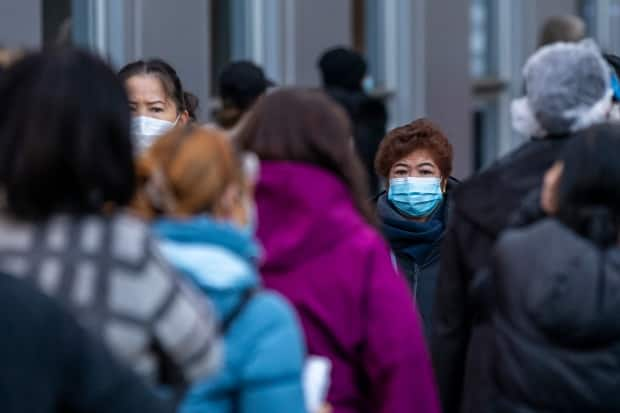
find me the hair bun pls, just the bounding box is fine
[183,92,199,121]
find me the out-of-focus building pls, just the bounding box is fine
[0,0,614,178]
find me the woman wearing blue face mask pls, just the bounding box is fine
[374,118,456,338]
[119,59,198,153]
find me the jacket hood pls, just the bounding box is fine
[454,136,569,237]
[153,216,260,293]
[255,161,368,274]
[498,219,620,344]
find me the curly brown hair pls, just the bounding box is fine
[375,118,453,179]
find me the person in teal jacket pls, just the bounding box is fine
[135,125,307,413]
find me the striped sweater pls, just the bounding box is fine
[0,212,220,389]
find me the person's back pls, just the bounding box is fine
[481,125,620,412]
[155,217,306,413]
[135,126,307,413]
[0,212,217,386]
[0,272,175,413]
[432,39,614,413]
[238,88,440,413]
[489,220,620,412]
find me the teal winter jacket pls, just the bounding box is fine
[153,216,307,413]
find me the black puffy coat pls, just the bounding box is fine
[432,135,571,413]
[0,272,174,413]
[483,219,620,412]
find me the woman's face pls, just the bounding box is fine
[125,74,187,124]
[389,148,444,187]
[541,161,564,215]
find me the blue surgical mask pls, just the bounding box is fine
[388,177,443,217]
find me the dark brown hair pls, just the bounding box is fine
[375,118,453,180]
[236,87,375,224]
[539,15,586,47]
[0,48,135,219]
[119,58,199,121]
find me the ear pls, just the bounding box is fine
[541,162,564,215]
[178,110,190,125]
[441,177,448,193]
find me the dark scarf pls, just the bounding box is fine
[377,193,445,265]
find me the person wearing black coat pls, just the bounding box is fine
[0,272,175,413]
[472,124,620,412]
[432,39,615,413]
[319,47,388,194]
[374,118,455,338]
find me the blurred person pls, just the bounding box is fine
[0,272,175,413]
[214,60,273,131]
[0,49,219,393]
[318,47,387,195]
[237,88,440,413]
[539,15,586,47]
[119,58,198,153]
[473,124,620,412]
[134,125,307,413]
[374,119,456,339]
[432,39,614,413]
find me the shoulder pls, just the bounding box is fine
[243,291,302,334]
[496,219,569,254]
[493,219,586,282]
[453,139,554,202]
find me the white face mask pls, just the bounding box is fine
[609,103,620,122]
[131,115,179,153]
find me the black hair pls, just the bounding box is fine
[556,123,620,247]
[318,47,367,91]
[215,61,272,129]
[0,48,136,220]
[118,58,199,121]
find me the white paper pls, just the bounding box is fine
[303,356,332,413]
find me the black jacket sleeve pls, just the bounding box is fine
[58,310,176,413]
[431,208,473,413]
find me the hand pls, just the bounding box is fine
[317,404,332,413]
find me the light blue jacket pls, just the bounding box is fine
[153,216,307,413]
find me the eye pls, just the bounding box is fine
[420,170,434,176]
[394,169,408,177]
[150,107,164,113]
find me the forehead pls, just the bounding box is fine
[395,148,438,167]
[125,74,168,101]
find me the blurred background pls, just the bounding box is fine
[0,0,615,178]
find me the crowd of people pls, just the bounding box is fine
[2,13,620,413]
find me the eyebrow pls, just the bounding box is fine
[128,100,166,105]
[394,162,410,168]
[417,162,436,168]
